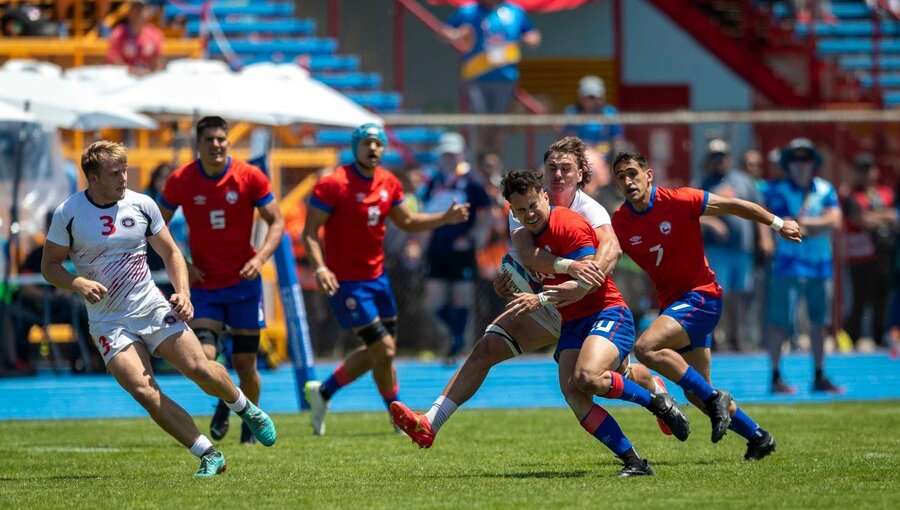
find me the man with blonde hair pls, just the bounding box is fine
[42,140,276,478]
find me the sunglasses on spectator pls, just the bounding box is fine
[791,155,813,163]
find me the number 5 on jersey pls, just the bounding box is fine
[210,210,226,230]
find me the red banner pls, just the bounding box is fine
[429,0,595,13]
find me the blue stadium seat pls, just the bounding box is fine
[313,73,382,90]
[318,128,444,146]
[818,38,900,54]
[857,73,900,87]
[238,54,361,72]
[209,39,338,56]
[346,92,403,112]
[165,2,294,19]
[795,20,900,37]
[185,19,317,37]
[773,2,871,19]
[883,90,900,105]
[840,55,900,70]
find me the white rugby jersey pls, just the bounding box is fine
[47,189,167,322]
[507,189,611,260]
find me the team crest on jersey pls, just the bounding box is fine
[120,216,136,228]
[225,190,239,205]
[630,235,642,245]
[659,221,672,235]
[193,195,206,205]
[345,297,358,310]
[379,189,389,202]
[356,192,366,203]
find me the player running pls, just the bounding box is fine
[42,141,276,478]
[159,116,286,445]
[389,138,686,453]
[302,123,470,435]
[610,151,801,460]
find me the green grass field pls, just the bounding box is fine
[1,402,898,509]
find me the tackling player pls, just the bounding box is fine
[302,123,470,435]
[159,116,285,445]
[42,141,276,478]
[610,151,801,460]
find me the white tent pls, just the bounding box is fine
[0,102,36,123]
[64,65,137,94]
[0,62,158,130]
[109,59,381,127]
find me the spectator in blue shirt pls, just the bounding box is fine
[563,76,624,156]
[444,1,540,152]
[764,138,843,394]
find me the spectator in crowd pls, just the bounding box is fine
[764,138,843,394]
[10,212,96,374]
[106,0,164,76]
[741,149,767,191]
[443,0,540,151]
[562,76,624,167]
[841,153,897,348]
[697,139,768,351]
[421,133,494,363]
[1,3,59,36]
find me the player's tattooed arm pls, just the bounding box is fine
[703,192,802,243]
[41,240,108,304]
[302,205,339,296]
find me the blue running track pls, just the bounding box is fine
[1,353,898,421]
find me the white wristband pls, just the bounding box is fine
[553,257,573,274]
[315,267,330,275]
[575,279,592,290]
[538,292,551,307]
[769,215,784,232]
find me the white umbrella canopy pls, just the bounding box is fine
[64,65,137,94]
[0,101,36,123]
[240,62,382,128]
[109,59,280,125]
[0,60,158,130]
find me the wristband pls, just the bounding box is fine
[315,267,330,275]
[538,292,551,307]
[552,257,573,274]
[575,279,592,290]
[769,215,784,232]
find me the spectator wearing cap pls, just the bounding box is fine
[562,76,624,157]
[420,133,494,363]
[841,153,897,348]
[696,139,768,351]
[764,138,843,394]
[106,0,164,76]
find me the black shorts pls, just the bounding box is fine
[427,250,477,281]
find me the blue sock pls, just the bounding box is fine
[729,407,763,440]
[602,371,652,407]
[580,405,633,456]
[676,366,715,401]
[320,364,351,400]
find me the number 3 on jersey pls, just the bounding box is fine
[210,210,226,230]
[99,215,116,235]
[650,244,664,267]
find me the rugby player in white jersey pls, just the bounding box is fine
[391,137,671,448]
[41,141,277,477]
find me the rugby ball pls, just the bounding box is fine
[500,253,543,294]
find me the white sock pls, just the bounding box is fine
[424,396,458,433]
[189,435,214,458]
[225,389,249,414]
[652,378,664,395]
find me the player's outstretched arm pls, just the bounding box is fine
[239,201,286,280]
[387,200,470,233]
[149,226,194,321]
[703,192,802,243]
[41,240,107,304]
[510,229,605,287]
[302,205,339,296]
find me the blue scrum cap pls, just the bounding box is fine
[351,123,387,149]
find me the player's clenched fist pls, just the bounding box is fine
[779,219,803,243]
[169,293,194,322]
[73,278,107,304]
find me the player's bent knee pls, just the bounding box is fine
[356,321,390,346]
[130,383,162,410]
[483,324,524,358]
[194,328,221,357]
[573,368,609,394]
[382,319,397,339]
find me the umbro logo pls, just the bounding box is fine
[193,195,206,205]
[630,235,642,245]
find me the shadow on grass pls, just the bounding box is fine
[439,469,590,480]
